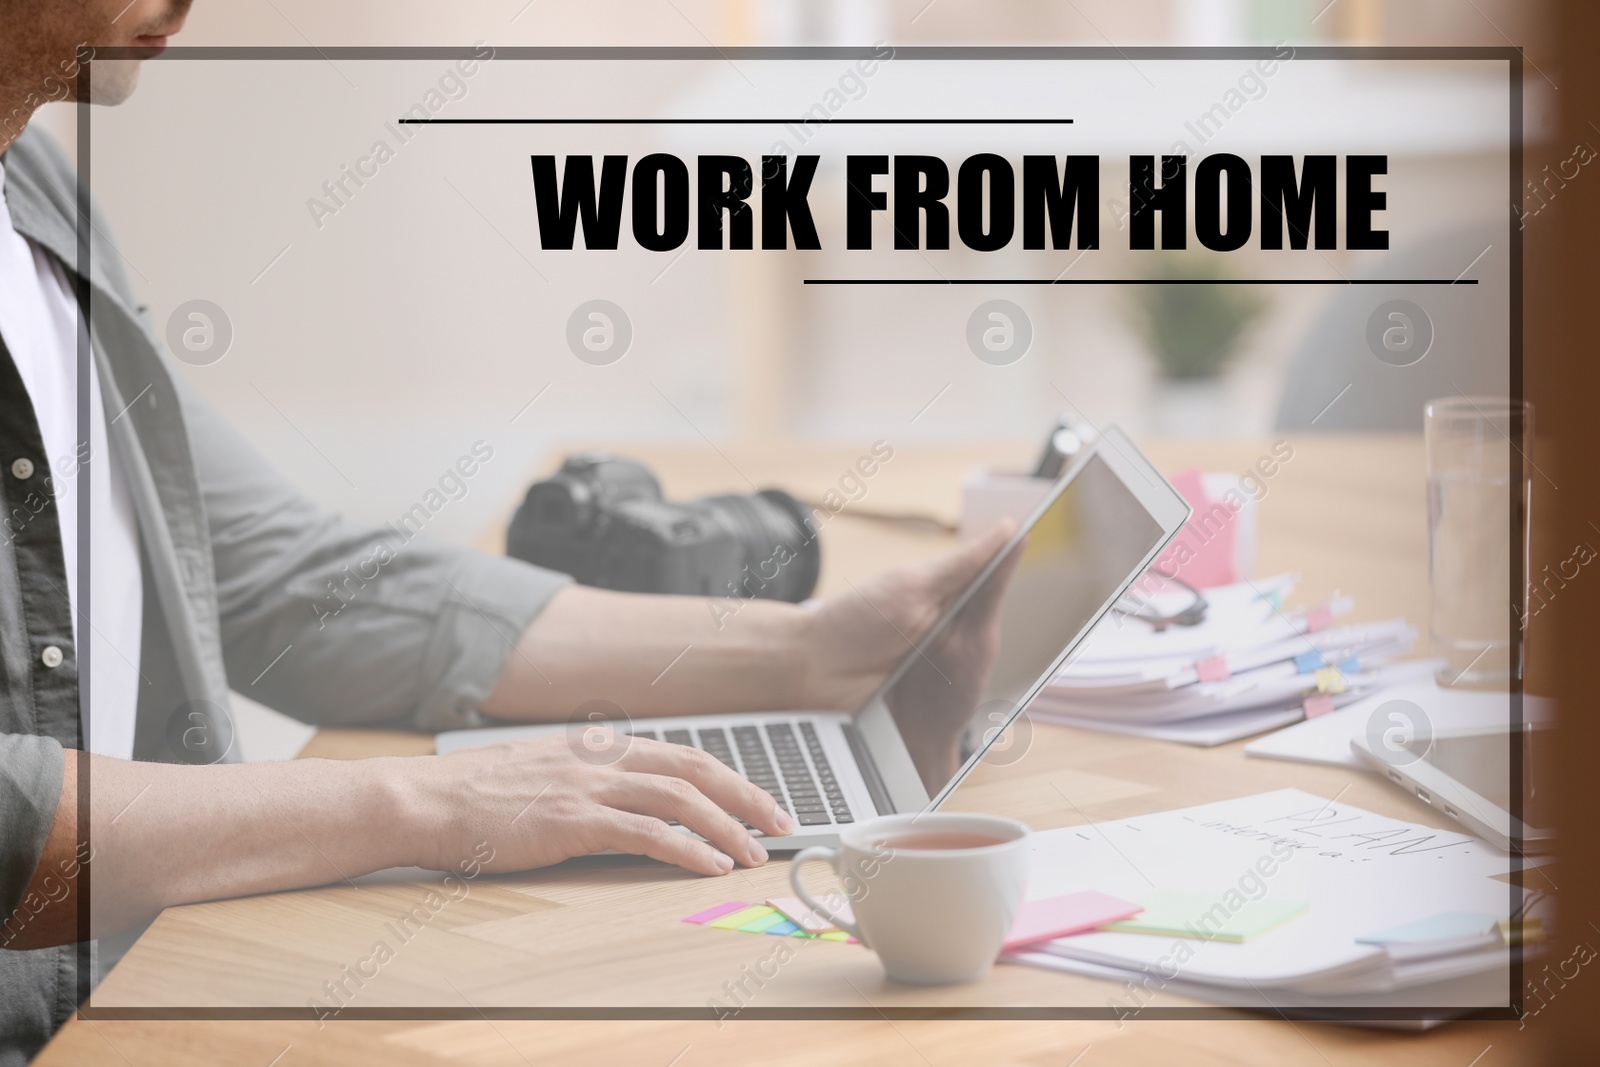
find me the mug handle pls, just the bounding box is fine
[789,846,866,944]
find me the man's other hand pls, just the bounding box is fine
[800,523,1017,715]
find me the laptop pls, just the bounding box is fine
[436,427,1191,850]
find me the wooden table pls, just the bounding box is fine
[43,436,1547,1065]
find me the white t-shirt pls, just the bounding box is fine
[0,160,143,759]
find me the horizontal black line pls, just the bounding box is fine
[803,278,1480,285]
[99,45,1521,61]
[77,1005,1513,1021]
[396,117,1074,125]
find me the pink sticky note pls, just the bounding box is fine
[1304,605,1335,632]
[1002,891,1144,952]
[682,901,750,925]
[1149,468,1239,590]
[1196,655,1231,683]
[1303,693,1336,719]
[767,895,854,933]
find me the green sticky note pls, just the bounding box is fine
[737,911,791,934]
[1099,889,1308,944]
[709,906,774,930]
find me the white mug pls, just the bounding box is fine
[789,812,1030,984]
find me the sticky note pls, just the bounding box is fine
[1099,889,1309,943]
[1313,667,1346,694]
[682,901,750,925]
[768,895,854,933]
[684,903,854,941]
[1303,693,1336,719]
[1357,912,1499,946]
[1337,655,1360,674]
[1304,605,1334,632]
[1196,656,1231,683]
[709,905,774,930]
[1292,650,1324,673]
[1002,891,1144,951]
[737,911,791,934]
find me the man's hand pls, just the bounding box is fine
[799,523,1017,714]
[410,735,796,878]
[882,531,1024,791]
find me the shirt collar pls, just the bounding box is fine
[2,134,137,320]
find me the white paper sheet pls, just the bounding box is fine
[1012,789,1520,999]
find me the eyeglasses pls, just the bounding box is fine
[1112,575,1209,631]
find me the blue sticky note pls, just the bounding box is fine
[765,920,800,936]
[1337,655,1360,673]
[1293,650,1324,673]
[1357,912,1499,946]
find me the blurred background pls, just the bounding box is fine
[31,0,1543,549]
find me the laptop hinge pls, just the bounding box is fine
[842,721,895,817]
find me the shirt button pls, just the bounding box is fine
[41,646,64,669]
[10,458,34,479]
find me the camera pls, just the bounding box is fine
[506,453,821,602]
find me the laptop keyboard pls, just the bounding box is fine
[626,721,853,827]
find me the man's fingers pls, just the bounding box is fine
[607,772,768,868]
[619,739,795,838]
[923,520,1017,601]
[963,533,1026,618]
[603,812,737,876]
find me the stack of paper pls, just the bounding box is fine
[1004,789,1531,1009]
[1029,575,1441,745]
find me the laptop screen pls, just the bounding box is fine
[871,447,1176,803]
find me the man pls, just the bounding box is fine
[0,3,1010,1062]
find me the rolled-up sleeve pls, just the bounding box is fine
[174,376,571,731]
[0,734,63,920]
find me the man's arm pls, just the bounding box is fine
[2,735,794,952]
[481,525,1014,724]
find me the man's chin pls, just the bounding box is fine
[80,62,142,106]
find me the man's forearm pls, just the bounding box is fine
[4,751,423,949]
[480,584,819,722]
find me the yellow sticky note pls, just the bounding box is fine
[1314,667,1346,694]
[709,906,774,930]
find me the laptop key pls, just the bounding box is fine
[663,729,694,746]
[797,811,832,826]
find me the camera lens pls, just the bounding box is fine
[691,489,821,603]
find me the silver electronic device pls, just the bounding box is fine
[437,427,1191,851]
[1352,719,1556,854]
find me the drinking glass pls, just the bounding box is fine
[1424,397,1532,685]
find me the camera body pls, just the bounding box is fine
[506,453,821,602]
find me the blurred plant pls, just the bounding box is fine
[1125,260,1266,380]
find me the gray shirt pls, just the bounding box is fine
[0,127,570,1065]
